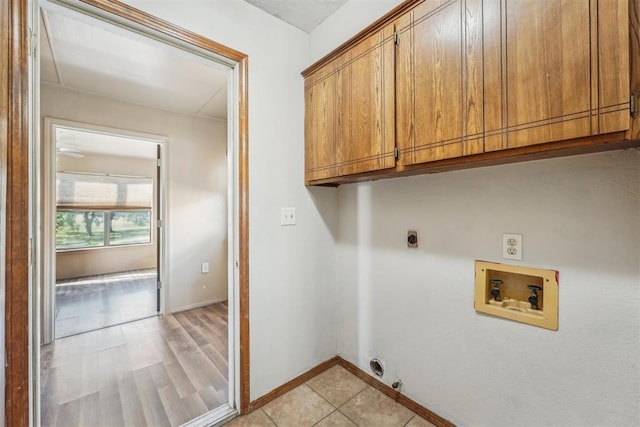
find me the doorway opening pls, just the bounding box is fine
[30,2,249,424]
[44,121,164,340]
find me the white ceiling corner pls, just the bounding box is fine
[39,9,229,121]
[244,0,349,33]
[39,1,348,124]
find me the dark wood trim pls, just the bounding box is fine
[3,0,251,422]
[336,357,455,427]
[248,356,340,412]
[236,54,251,414]
[2,0,30,425]
[308,132,640,186]
[302,0,423,77]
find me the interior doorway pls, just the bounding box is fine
[44,121,164,340]
[2,0,250,423]
[31,1,248,425]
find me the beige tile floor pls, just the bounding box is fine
[226,365,437,427]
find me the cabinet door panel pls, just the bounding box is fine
[413,0,464,163]
[504,0,592,149]
[482,0,504,152]
[397,0,483,166]
[464,0,485,155]
[599,0,630,134]
[342,31,395,176]
[305,67,337,182]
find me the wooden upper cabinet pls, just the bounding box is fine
[484,0,630,151]
[304,28,395,184]
[396,0,484,166]
[303,0,636,186]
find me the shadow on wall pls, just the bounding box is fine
[334,150,640,425]
[307,186,340,239]
[335,150,640,276]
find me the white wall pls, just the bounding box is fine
[335,151,640,426]
[313,2,640,426]
[121,0,339,401]
[41,84,228,311]
[55,153,157,280]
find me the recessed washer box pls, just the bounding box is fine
[474,260,559,330]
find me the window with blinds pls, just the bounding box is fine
[55,172,153,251]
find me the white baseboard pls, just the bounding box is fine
[170,297,227,314]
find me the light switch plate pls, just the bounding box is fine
[201,262,209,274]
[280,207,296,226]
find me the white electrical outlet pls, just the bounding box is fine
[502,234,523,260]
[280,207,296,226]
[201,262,209,274]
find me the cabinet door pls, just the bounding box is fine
[484,0,629,151]
[598,0,630,134]
[339,29,396,176]
[304,62,338,183]
[396,0,484,166]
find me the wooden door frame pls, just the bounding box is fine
[1,0,251,424]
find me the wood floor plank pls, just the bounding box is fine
[133,365,172,427]
[127,336,162,371]
[201,343,229,380]
[79,391,101,427]
[55,397,81,427]
[118,370,148,427]
[163,361,197,399]
[158,384,209,427]
[198,385,228,411]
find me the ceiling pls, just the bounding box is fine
[244,0,348,32]
[40,9,229,121]
[41,1,344,158]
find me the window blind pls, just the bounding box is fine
[56,172,153,210]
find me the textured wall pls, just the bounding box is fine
[335,150,640,426]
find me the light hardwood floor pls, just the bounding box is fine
[41,302,229,427]
[55,269,158,338]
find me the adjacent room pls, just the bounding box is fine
[38,6,233,426]
[53,126,159,338]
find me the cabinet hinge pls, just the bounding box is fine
[631,94,638,118]
[157,280,162,289]
[157,219,163,228]
[394,146,400,160]
[393,31,399,45]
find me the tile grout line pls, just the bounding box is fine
[300,382,340,426]
[331,385,373,427]
[403,414,417,426]
[260,407,279,426]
